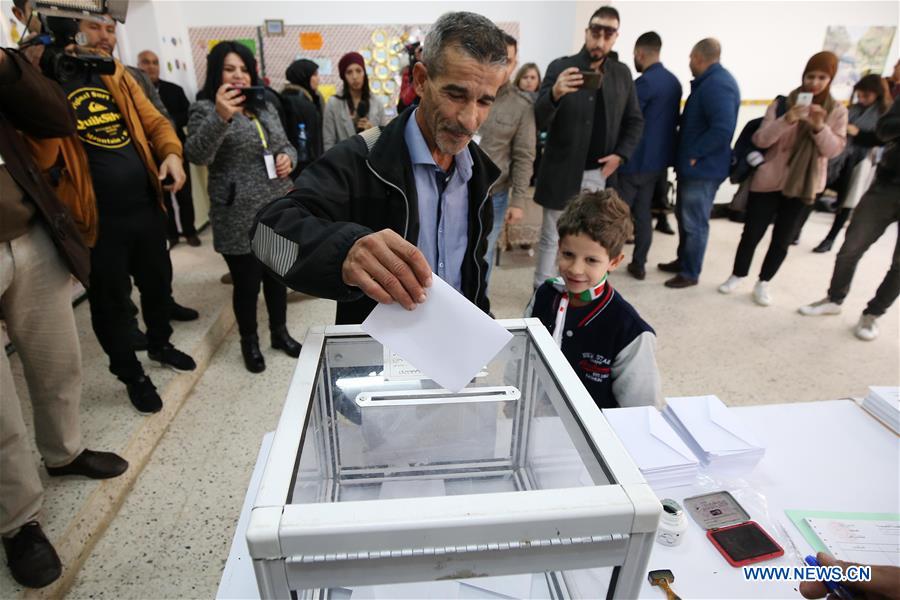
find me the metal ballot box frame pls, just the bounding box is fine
[247,319,660,599]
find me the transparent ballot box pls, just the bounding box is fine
[247,319,660,599]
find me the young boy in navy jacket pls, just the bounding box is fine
[528,190,662,409]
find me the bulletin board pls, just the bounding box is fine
[189,22,519,117]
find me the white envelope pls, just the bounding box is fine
[603,406,699,469]
[361,274,513,393]
[665,395,763,453]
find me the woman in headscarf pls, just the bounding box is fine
[323,51,387,150]
[281,58,325,175]
[718,51,847,306]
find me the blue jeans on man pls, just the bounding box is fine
[484,190,509,290]
[674,178,720,281]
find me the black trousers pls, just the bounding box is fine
[828,180,900,316]
[222,253,287,339]
[616,171,664,267]
[162,158,196,238]
[88,204,173,382]
[732,191,806,281]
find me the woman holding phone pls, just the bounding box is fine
[323,52,387,150]
[718,52,847,306]
[185,41,300,373]
[811,74,892,253]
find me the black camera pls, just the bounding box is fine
[21,1,128,82]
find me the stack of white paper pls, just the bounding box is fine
[662,395,765,474]
[603,406,700,488]
[861,386,900,434]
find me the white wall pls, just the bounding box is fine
[574,1,899,101]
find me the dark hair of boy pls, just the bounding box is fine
[557,189,633,258]
[635,31,662,52]
[590,5,620,24]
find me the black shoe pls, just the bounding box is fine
[664,274,699,288]
[148,344,196,372]
[170,302,199,322]
[125,375,162,413]
[271,326,302,358]
[168,236,180,249]
[655,218,675,235]
[2,522,61,589]
[220,273,233,285]
[46,449,128,479]
[627,263,646,280]
[657,259,682,273]
[241,336,266,373]
[130,328,148,352]
[813,238,834,253]
[185,234,201,247]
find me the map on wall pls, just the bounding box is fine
[823,25,896,99]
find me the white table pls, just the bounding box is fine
[217,400,900,599]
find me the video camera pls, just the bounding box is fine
[20,0,128,82]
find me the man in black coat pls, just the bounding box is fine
[138,49,199,246]
[252,12,508,325]
[532,5,644,287]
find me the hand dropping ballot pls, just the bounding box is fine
[361,274,513,393]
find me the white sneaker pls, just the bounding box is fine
[718,275,745,294]
[752,280,772,306]
[798,298,843,316]
[854,314,879,341]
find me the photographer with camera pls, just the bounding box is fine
[184,41,300,374]
[0,45,128,590]
[52,13,197,412]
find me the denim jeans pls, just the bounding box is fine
[484,189,509,289]
[675,177,720,280]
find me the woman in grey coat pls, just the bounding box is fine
[185,41,300,373]
[323,52,387,150]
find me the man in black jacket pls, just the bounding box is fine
[252,12,507,324]
[137,49,199,246]
[532,5,644,287]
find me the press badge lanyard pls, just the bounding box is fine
[549,274,607,347]
[251,116,278,179]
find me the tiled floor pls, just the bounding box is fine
[4,207,898,599]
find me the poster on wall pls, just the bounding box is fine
[189,22,517,118]
[823,25,896,100]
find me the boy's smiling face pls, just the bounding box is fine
[558,233,624,296]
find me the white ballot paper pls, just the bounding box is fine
[361,274,513,393]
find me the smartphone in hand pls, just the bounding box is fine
[796,92,813,107]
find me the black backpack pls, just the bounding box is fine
[729,95,787,184]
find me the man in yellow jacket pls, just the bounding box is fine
[58,16,196,413]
